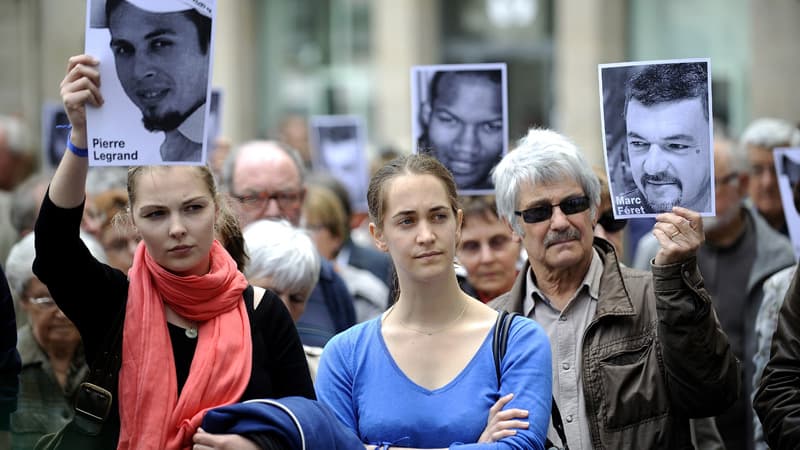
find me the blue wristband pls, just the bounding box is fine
[67,133,88,158]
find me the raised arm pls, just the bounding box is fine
[51,54,103,208]
[33,55,127,356]
[651,206,740,416]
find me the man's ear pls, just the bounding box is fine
[503,218,522,241]
[369,222,388,252]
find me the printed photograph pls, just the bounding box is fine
[41,102,71,169]
[774,147,800,260]
[410,63,508,195]
[85,0,216,166]
[598,58,715,218]
[309,115,370,213]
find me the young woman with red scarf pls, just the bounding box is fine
[32,54,314,450]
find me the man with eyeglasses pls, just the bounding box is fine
[489,128,739,449]
[739,117,800,236]
[222,140,356,347]
[633,136,794,450]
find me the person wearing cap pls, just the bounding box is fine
[105,0,212,162]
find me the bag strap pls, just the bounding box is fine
[492,310,569,450]
[549,399,568,450]
[492,310,516,386]
[72,302,126,436]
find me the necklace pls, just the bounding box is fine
[185,326,198,339]
[391,301,468,336]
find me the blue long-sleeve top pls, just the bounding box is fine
[315,314,552,449]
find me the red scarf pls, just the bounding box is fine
[118,240,251,450]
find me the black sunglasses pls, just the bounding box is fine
[598,210,628,232]
[514,196,591,223]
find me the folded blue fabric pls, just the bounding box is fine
[202,397,363,450]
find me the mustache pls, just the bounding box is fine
[543,228,581,247]
[641,173,682,187]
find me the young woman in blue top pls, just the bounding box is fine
[315,154,552,449]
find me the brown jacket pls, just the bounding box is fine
[490,238,740,449]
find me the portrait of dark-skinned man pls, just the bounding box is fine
[105,0,212,162]
[621,62,712,214]
[417,69,504,192]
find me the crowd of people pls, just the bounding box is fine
[0,31,799,450]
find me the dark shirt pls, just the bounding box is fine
[698,214,757,450]
[32,191,315,445]
[297,259,356,347]
[0,264,20,431]
[11,327,88,450]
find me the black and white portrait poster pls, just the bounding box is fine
[774,147,800,261]
[85,0,216,166]
[309,115,370,213]
[410,63,508,195]
[598,58,715,219]
[41,101,71,169]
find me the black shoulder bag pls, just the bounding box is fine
[493,310,568,450]
[34,306,125,450]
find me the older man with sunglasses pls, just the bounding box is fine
[489,128,739,449]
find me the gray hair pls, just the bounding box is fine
[220,140,307,193]
[86,166,129,197]
[737,118,800,169]
[715,136,748,174]
[243,219,320,300]
[5,231,107,300]
[0,115,32,156]
[492,128,601,236]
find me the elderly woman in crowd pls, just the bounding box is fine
[456,195,522,303]
[242,219,323,379]
[5,232,105,450]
